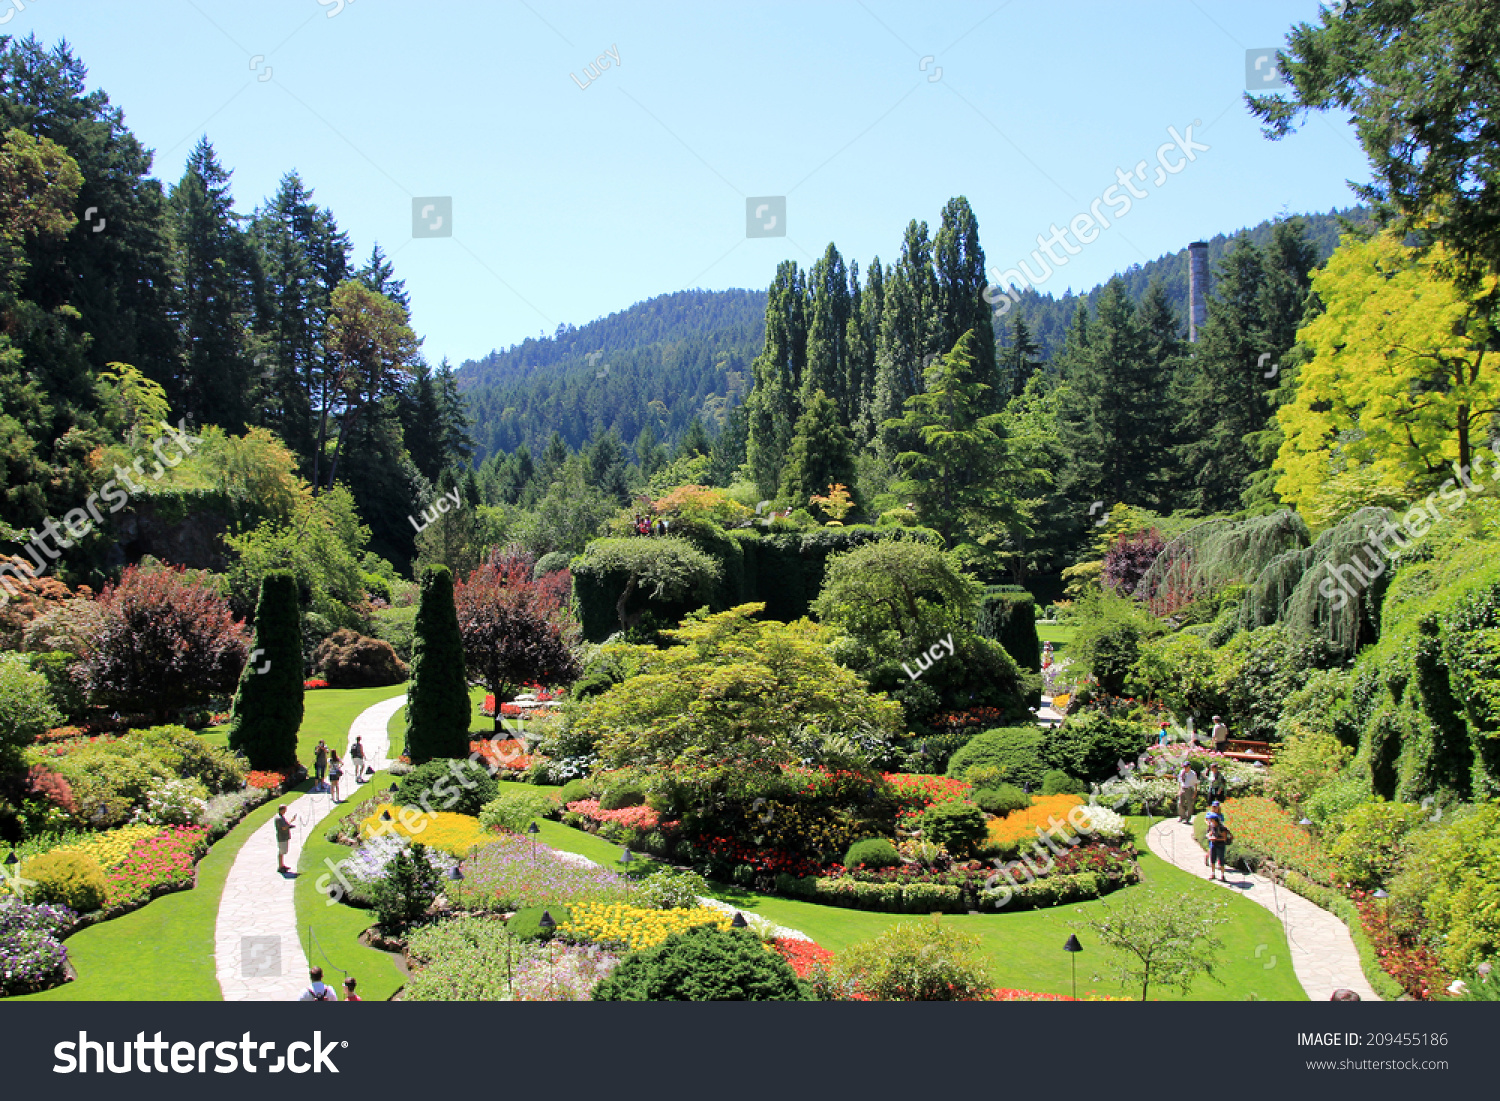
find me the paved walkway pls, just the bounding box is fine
[214,694,405,1001]
[1146,817,1380,1002]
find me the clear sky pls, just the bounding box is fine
[15,0,1367,366]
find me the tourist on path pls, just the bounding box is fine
[299,967,338,1001]
[274,805,296,874]
[350,737,366,783]
[1157,720,1172,747]
[328,751,344,802]
[314,740,329,792]
[1211,715,1230,754]
[1204,762,1227,805]
[343,976,362,1002]
[1204,801,1231,881]
[1176,762,1199,824]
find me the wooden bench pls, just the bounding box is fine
[1220,738,1273,764]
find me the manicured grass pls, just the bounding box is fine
[535,815,1305,1002]
[1036,622,1076,654]
[17,685,409,1001]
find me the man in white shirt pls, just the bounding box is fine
[1176,763,1199,824]
[1211,715,1230,753]
[298,966,338,1001]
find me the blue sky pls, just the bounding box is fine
[17,0,1367,366]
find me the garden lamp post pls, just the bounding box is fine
[1372,889,1389,901]
[1064,934,1083,1000]
[731,911,748,929]
[619,845,634,871]
[527,821,539,864]
[539,910,557,998]
[3,850,16,891]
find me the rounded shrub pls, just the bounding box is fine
[592,925,807,1001]
[557,779,593,806]
[599,784,646,811]
[921,802,988,856]
[844,838,902,871]
[1040,770,1087,796]
[945,727,1049,789]
[478,788,560,833]
[973,784,1032,816]
[507,904,572,943]
[833,919,992,1001]
[392,758,498,817]
[25,850,108,913]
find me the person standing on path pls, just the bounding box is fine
[342,976,362,1002]
[1211,715,1229,754]
[328,751,344,802]
[299,967,338,1001]
[314,740,329,792]
[1204,801,1231,881]
[274,806,296,874]
[1204,762,1227,805]
[1176,762,1199,823]
[350,737,366,783]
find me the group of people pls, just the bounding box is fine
[299,966,361,1002]
[312,736,369,801]
[632,514,671,536]
[1164,715,1235,882]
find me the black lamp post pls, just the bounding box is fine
[527,821,540,864]
[447,864,464,882]
[730,911,748,929]
[1372,889,1389,900]
[1063,934,1083,1000]
[619,846,634,871]
[539,910,557,998]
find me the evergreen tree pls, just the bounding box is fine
[745,261,807,494]
[405,565,472,763]
[358,242,409,310]
[168,136,256,431]
[434,358,474,468]
[873,220,938,461]
[886,330,1014,550]
[537,431,570,488]
[847,256,882,442]
[933,197,997,403]
[675,415,712,460]
[401,359,447,482]
[801,243,853,417]
[585,427,633,504]
[635,422,668,479]
[780,389,856,509]
[227,570,304,770]
[706,403,749,486]
[998,315,1042,400]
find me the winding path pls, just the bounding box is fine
[213,695,405,1001]
[1146,816,1380,1001]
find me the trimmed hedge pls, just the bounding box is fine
[773,866,1134,914]
[977,586,1041,672]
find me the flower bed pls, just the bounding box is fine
[771,936,834,979]
[986,795,1086,849]
[882,772,972,817]
[564,798,660,831]
[358,805,495,857]
[403,914,617,1001]
[446,837,637,912]
[103,826,209,908]
[560,901,732,953]
[1202,796,1334,883]
[304,678,329,690]
[1349,888,1451,1000]
[470,738,532,773]
[246,770,290,792]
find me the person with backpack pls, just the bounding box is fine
[1175,761,1199,824]
[299,966,338,1001]
[349,737,366,783]
[1204,763,1228,805]
[328,751,344,802]
[274,805,296,874]
[1204,801,1232,881]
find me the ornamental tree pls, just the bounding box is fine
[1075,892,1228,1001]
[228,570,304,770]
[1101,528,1166,599]
[455,547,581,733]
[79,565,249,722]
[405,565,472,763]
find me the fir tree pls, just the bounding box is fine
[405,565,472,763]
[780,389,856,509]
[227,570,304,770]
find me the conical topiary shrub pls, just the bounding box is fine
[406,565,472,763]
[228,570,304,770]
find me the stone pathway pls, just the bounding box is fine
[214,694,406,1001]
[1146,817,1380,1001]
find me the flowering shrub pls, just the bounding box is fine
[988,987,1129,1001]
[104,826,208,907]
[561,901,732,953]
[246,770,288,792]
[1073,803,1128,842]
[37,825,158,873]
[358,805,494,857]
[207,713,231,727]
[564,799,661,832]
[131,777,209,826]
[0,900,77,938]
[303,679,329,690]
[37,726,87,743]
[470,738,532,772]
[772,937,834,978]
[1351,888,1450,1000]
[204,788,269,840]
[404,912,619,1001]
[634,866,708,909]
[986,795,1086,848]
[882,772,972,816]
[335,834,458,907]
[446,836,636,912]
[0,929,68,996]
[1215,797,1334,883]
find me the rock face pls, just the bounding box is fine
[107,504,231,572]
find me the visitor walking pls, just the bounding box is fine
[350,737,366,783]
[1204,801,1231,881]
[1204,763,1227,805]
[1176,762,1199,824]
[314,740,329,792]
[274,806,296,874]
[328,751,344,802]
[342,976,362,1002]
[1157,720,1172,747]
[1211,715,1230,754]
[299,966,338,1001]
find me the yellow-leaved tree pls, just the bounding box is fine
[1275,230,1500,527]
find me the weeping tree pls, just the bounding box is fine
[1134,511,1311,615]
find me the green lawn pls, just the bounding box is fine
[19,685,408,1001]
[1036,622,1076,655]
[534,815,1306,1002]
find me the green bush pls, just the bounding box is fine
[920,802,987,856]
[843,838,901,871]
[557,779,593,806]
[598,783,646,811]
[312,629,408,688]
[392,759,499,818]
[592,926,807,1001]
[634,866,708,909]
[973,784,1032,816]
[0,653,62,769]
[372,843,440,932]
[1304,771,1371,832]
[507,904,572,943]
[478,789,560,833]
[1043,712,1150,784]
[50,744,171,827]
[833,920,991,1000]
[533,551,571,577]
[945,727,1049,789]
[371,604,418,664]
[1326,800,1428,890]
[1409,802,1500,974]
[1071,589,1162,695]
[31,652,87,722]
[129,725,246,794]
[227,571,304,770]
[1265,726,1354,810]
[1040,770,1086,796]
[25,850,108,912]
[976,587,1041,672]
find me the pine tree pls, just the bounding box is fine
[227,570,304,770]
[401,359,447,482]
[933,197,998,403]
[745,261,807,494]
[675,415,712,460]
[998,315,1042,400]
[358,242,409,310]
[801,244,852,416]
[405,565,472,763]
[780,389,856,509]
[635,422,668,479]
